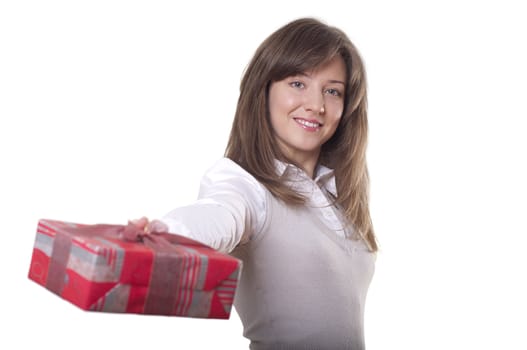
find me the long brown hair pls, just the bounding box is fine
[225,18,377,251]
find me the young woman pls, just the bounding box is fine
[136,17,377,349]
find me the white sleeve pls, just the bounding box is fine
[158,158,267,254]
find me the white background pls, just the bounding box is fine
[1,1,526,349]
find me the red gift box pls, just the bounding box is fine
[28,219,242,319]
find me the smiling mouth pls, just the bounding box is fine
[294,118,322,130]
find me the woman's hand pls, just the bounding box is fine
[129,216,169,234]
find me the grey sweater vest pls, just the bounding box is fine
[231,190,376,350]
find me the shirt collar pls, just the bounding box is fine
[274,160,337,197]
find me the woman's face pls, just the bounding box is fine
[268,56,346,168]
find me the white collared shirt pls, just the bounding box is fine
[159,158,351,253]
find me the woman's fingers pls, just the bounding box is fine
[129,216,149,230]
[128,217,168,234]
[146,219,169,233]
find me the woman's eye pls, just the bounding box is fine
[290,81,305,89]
[325,88,341,97]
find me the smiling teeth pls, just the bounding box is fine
[296,119,320,128]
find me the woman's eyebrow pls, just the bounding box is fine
[290,73,345,85]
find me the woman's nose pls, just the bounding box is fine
[304,88,325,114]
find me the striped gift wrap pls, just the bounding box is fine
[28,219,242,319]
